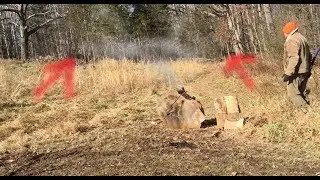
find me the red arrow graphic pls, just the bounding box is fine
[223,53,257,90]
[32,57,76,102]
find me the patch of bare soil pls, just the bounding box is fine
[0,120,319,176]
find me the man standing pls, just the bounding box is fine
[282,21,312,107]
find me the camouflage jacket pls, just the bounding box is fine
[283,29,312,76]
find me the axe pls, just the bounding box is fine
[309,47,320,93]
[310,47,320,71]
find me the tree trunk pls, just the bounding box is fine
[251,5,264,59]
[11,26,18,59]
[227,5,243,54]
[226,42,230,56]
[68,28,72,55]
[65,29,70,56]
[245,7,258,55]
[227,7,240,54]
[44,34,50,57]
[257,5,268,53]
[81,35,86,63]
[262,4,274,35]
[19,21,28,61]
[57,22,63,58]
[91,42,95,64]
[0,21,9,58]
[308,4,316,50]
[103,40,107,58]
[29,40,34,58]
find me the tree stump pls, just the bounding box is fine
[157,90,206,129]
[214,96,244,130]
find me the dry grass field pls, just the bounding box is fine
[0,58,320,176]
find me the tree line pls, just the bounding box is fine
[0,4,319,62]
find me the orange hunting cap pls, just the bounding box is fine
[283,21,297,34]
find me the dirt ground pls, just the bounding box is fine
[1,60,320,176]
[1,123,320,176]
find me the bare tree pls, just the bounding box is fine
[262,4,275,34]
[198,4,244,54]
[0,4,64,61]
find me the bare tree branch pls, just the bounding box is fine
[0,4,18,10]
[167,5,185,14]
[210,4,228,12]
[202,10,226,18]
[19,4,28,19]
[8,21,19,27]
[28,15,64,35]
[0,6,22,20]
[0,17,10,21]
[0,8,20,15]
[24,4,28,16]
[208,4,228,17]
[26,11,55,21]
[196,4,228,18]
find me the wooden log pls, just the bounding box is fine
[214,97,227,129]
[215,113,227,129]
[224,117,244,130]
[214,97,227,114]
[224,96,240,114]
[214,95,243,130]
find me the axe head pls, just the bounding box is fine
[177,87,186,94]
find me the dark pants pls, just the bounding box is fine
[286,73,310,107]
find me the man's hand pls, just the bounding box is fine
[283,74,291,82]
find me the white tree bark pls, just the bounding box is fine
[262,4,274,34]
[245,6,257,55]
[226,5,243,54]
[257,4,268,53]
[251,4,264,58]
[1,21,10,58]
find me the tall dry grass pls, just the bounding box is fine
[0,58,206,99]
[0,57,320,153]
[0,58,207,152]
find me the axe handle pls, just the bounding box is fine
[310,48,320,71]
[314,48,320,59]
